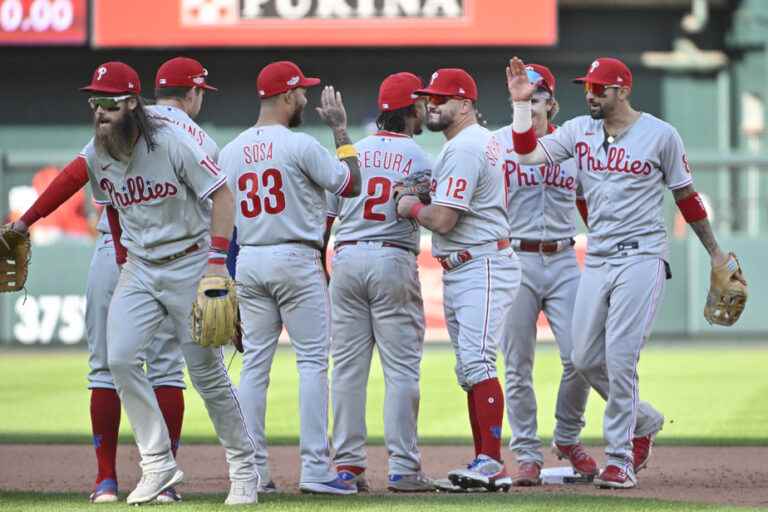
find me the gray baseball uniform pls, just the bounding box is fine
[490,127,590,466]
[83,123,257,482]
[86,104,218,391]
[326,131,431,476]
[534,112,687,466]
[219,124,351,484]
[432,123,521,391]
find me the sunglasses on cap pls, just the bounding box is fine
[583,82,621,97]
[427,95,466,106]
[190,68,209,86]
[88,95,133,111]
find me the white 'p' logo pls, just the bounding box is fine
[590,61,600,73]
[96,67,108,81]
[430,72,439,84]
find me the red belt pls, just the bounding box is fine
[514,238,575,254]
[155,243,200,264]
[438,239,510,271]
[335,240,410,252]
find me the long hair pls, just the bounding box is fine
[133,97,161,152]
[376,105,416,133]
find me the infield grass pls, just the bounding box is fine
[0,492,762,512]
[0,343,766,445]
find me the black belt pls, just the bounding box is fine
[154,243,200,264]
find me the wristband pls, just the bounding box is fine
[208,256,226,266]
[409,202,425,219]
[211,236,230,252]
[676,192,707,223]
[512,126,538,155]
[336,144,358,159]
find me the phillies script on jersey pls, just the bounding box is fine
[503,161,577,190]
[575,142,652,176]
[99,176,179,207]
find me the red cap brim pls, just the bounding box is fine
[200,83,218,91]
[80,85,136,94]
[300,77,321,88]
[414,86,446,96]
[572,76,615,85]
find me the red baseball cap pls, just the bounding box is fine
[526,63,556,94]
[573,57,633,88]
[378,72,423,112]
[257,61,320,99]
[415,68,478,101]
[81,62,141,95]
[156,57,217,91]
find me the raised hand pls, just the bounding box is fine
[506,57,536,102]
[315,85,348,131]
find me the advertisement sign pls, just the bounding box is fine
[0,0,87,45]
[93,0,557,48]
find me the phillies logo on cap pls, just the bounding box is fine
[590,60,600,72]
[430,72,439,84]
[287,76,300,86]
[97,67,108,81]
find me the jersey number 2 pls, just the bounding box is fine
[238,168,286,217]
[363,176,391,222]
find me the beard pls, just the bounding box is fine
[426,110,452,132]
[288,105,304,128]
[94,110,137,160]
[588,102,606,119]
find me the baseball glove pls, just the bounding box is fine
[393,168,432,207]
[703,252,747,326]
[0,224,31,293]
[191,274,238,348]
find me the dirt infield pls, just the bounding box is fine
[2,444,767,507]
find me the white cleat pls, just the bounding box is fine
[225,478,259,505]
[126,469,184,505]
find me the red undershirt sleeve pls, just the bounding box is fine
[106,206,127,265]
[20,156,89,227]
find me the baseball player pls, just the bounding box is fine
[397,68,521,491]
[508,56,737,488]
[7,61,259,505]
[491,63,599,487]
[325,72,434,493]
[84,56,219,504]
[218,61,361,495]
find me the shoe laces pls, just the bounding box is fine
[569,444,590,463]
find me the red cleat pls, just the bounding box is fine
[512,461,541,487]
[552,442,599,477]
[594,464,637,489]
[632,433,656,473]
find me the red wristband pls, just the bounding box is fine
[676,192,707,223]
[409,202,425,219]
[211,236,230,252]
[208,256,226,265]
[512,126,538,155]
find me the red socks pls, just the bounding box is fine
[155,386,185,457]
[470,378,504,461]
[90,388,121,484]
[467,389,482,457]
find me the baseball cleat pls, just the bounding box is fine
[155,486,182,504]
[387,473,436,493]
[594,464,637,489]
[225,478,259,505]
[126,468,184,505]
[257,479,278,493]
[633,431,659,473]
[447,454,512,492]
[434,478,488,493]
[552,442,599,477]
[299,477,357,495]
[512,461,542,487]
[89,478,118,503]
[337,467,370,492]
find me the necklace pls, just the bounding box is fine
[606,135,615,144]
